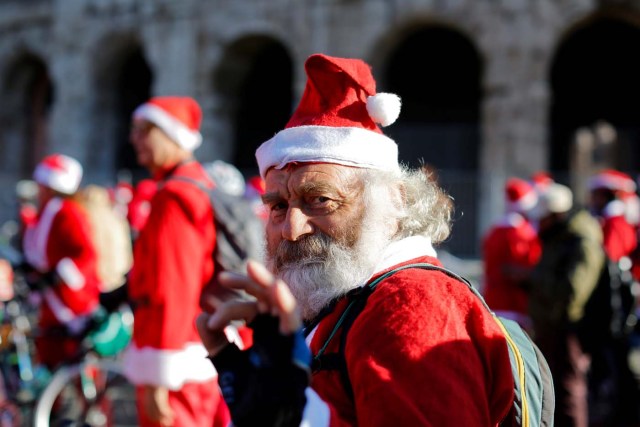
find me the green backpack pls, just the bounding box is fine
[309,263,555,427]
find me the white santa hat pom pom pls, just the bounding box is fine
[366,93,402,127]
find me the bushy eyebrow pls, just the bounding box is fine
[298,181,339,196]
[261,181,340,205]
[261,191,281,205]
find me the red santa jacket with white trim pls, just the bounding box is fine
[23,197,101,330]
[600,200,638,262]
[302,250,515,426]
[482,212,541,324]
[123,161,217,389]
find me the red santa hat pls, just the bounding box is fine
[505,177,538,214]
[255,53,402,178]
[528,183,573,220]
[530,171,554,194]
[33,153,83,195]
[587,169,637,193]
[133,96,203,152]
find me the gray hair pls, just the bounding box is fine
[358,165,454,245]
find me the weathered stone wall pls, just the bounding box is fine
[0,0,635,253]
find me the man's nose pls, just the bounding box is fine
[282,207,313,241]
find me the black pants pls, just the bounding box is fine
[536,328,590,427]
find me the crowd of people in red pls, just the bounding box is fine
[482,168,640,427]
[7,51,640,427]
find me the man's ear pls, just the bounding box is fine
[390,182,406,210]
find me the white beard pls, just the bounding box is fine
[266,213,393,321]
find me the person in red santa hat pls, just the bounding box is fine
[482,177,541,333]
[123,96,233,427]
[196,53,515,426]
[22,153,102,369]
[530,170,554,195]
[587,168,638,262]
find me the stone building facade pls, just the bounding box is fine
[2,0,640,257]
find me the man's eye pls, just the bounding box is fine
[309,196,330,205]
[271,201,288,212]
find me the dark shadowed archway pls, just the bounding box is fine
[214,38,293,177]
[550,17,640,180]
[115,48,153,178]
[383,25,483,257]
[92,36,152,184]
[1,54,53,178]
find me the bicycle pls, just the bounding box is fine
[0,252,137,426]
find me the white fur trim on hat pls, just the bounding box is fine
[528,183,573,220]
[134,104,203,152]
[256,125,400,178]
[33,157,82,195]
[507,190,538,214]
[603,200,627,219]
[588,173,637,193]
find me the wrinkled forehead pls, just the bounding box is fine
[264,163,363,193]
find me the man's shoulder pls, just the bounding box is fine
[158,163,214,205]
[369,258,476,303]
[57,197,90,221]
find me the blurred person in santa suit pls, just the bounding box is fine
[127,178,158,241]
[530,170,554,195]
[123,95,231,427]
[21,153,102,369]
[481,177,542,333]
[244,174,268,223]
[587,169,638,263]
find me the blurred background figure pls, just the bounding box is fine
[587,169,638,263]
[126,179,157,242]
[21,153,102,370]
[111,180,135,220]
[525,183,603,427]
[530,170,555,196]
[76,184,133,293]
[481,177,541,332]
[585,169,640,427]
[13,180,39,252]
[203,160,246,197]
[123,96,229,427]
[244,174,267,223]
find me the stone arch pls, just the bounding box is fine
[380,23,483,257]
[89,32,152,184]
[549,13,640,183]
[0,51,53,178]
[213,36,293,176]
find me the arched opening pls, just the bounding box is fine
[383,25,482,256]
[92,38,152,184]
[550,17,640,181]
[214,38,293,176]
[1,54,53,178]
[115,48,153,180]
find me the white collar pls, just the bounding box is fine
[364,235,437,284]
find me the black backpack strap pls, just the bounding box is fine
[311,262,468,401]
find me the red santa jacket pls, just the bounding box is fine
[482,212,541,328]
[23,197,101,331]
[600,200,638,262]
[123,160,218,389]
[301,244,515,426]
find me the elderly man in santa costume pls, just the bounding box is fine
[22,153,102,369]
[123,96,230,427]
[482,177,541,333]
[196,53,515,426]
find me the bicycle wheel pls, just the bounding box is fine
[33,358,137,427]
